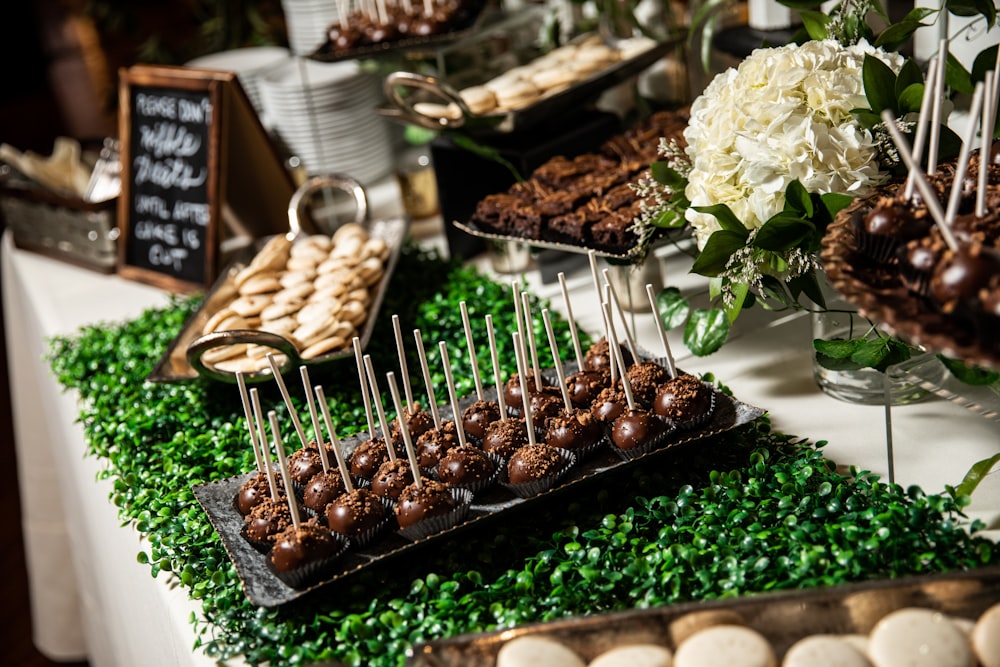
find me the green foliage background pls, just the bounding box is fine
[48,245,1000,666]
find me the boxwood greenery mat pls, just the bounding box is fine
[48,245,1000,667]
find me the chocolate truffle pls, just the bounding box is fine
[626,361,671,407]
[437,445,495,486]
[395,479,456,529]
[244,497,294,544]
[415,421,461,467]
[348,438,391,478]
[287,446,324,486]
[507,444,564,485]
[270,519,342,573]
[611,409,667,451]
[302,469,347,514]
[461,399,502,440]
[326,488,386,536]
[481,417,530,459]
[370,458,414,501]
[528,391,564,429]
[653,374,715,426]
[544,408,603,453]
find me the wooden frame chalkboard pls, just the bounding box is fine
[117,64,294,293]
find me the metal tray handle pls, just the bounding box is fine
[187,329,303,383]
[287,174,369,238]
[383,71,472,130]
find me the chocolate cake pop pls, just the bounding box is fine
[611,408,668,452]
[395,479,457,529]
[415,420,461,467]
[591,385,628,423]
[626,360,671,407]
[237,471,285,516]
[244,497,294,545]
[270,518,343,574]
[371,457,415,501]
[482,416,530,458]
[462,399,502,440]
[930,242,1000,313]
[545,409,603,453]
[302,469,347,514]
[583,337,634,372]
[506,444,564,485]
[287,446,324,486]
[326,488,387,537]
[437,445,495,487]
[389,405,435,444]
[564,368,609,407]
[653,373,715,428]
[348,437,392,478]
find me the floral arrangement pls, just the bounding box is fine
[635,0,996,359]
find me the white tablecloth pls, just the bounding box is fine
[4,182,999,664]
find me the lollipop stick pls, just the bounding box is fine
[315,385,354,493]
[520,292,544,392]
[928,38,948,175]
[645,283,677,378]
[558,272,585,371]
[945,82,985,224]
[905,56,940,200]
[268,410,301,529]
[413,328,441,428]
[300,365,331,471]
[511,280,528,381]
[486,314,508,420]
[603,303,636,410]
[236,371,265,472]
[460,302,485,401]
[881,109,957,250]
[392,314,416,413]
[266,352,309,449]
[387,372,422,489]
[512,332,537,446]
[587,250,602,301]
[542,309,573,414]
[602,268,640,364]
[600,290,618,385]
[977,67,998,217]
[251,388,280,502]
[353,337,378,439]
[438,341,469,448]
[363,355,398,461]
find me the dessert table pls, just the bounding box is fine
[3,178,999,666]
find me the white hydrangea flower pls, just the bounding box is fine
[683,39,904,248]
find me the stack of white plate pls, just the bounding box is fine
[281,0,339,56]
[258,58,394,185]
[185,46,290,122]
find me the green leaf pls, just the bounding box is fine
[863,55,899,114]
[814,351,865,371]
[782,179,813,217]
[683,308,731,356]
[753,216,816,252]
[851,108,882,130]
[897,83,926,115]
[723,280,750,323]
[945,52,974,95]
[758,275,791,307]
[894,59,924,100]
[937,355,1000,385]
[691,203,750,236]
[875,20,929,50]
[775,0,825,8]
[816,192,855,225]
[690,230,748,277]
[650,162,688,190]
[955,453,1000,497]
[936,125,964,163]
[788,272,825,309]
[799,9,831,40]
[946,0,997,26]
[972,46,1000,83]
[813,337,863,360]
[849,337,913,372]
[655,287,691,330]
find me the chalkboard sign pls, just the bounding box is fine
[117,65,294,293]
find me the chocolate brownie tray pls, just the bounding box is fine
[821,202,1000,371]
[407,565,1000,665]
[193,373,764,607]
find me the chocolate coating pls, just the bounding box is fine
[591,386,628,423]
[507,444,563,485]
[653,374,714,424]
[481,417,529,459]
[326,488,386,536]
[565,369,609,407]
[390,406,435,444]
[611,409,666,450]
[626,361,671,407]
[348,438,391,478]
[370,458,414,501]
[583,337,634,372]
[288,446,324,486]
[544,409,603,452]
[462,400,502,440]
[415,422,461,467]
[236,471,283,515]
[931,243,1000,312]
[302,469,347,514]
[270,520,341,573]
[394,479,456,528]
[244,497,294,543]
[437,445,494,486]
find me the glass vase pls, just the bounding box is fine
[811,306,929,406]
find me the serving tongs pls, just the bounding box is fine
[182,175,372,383]
[380,71,484,131]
